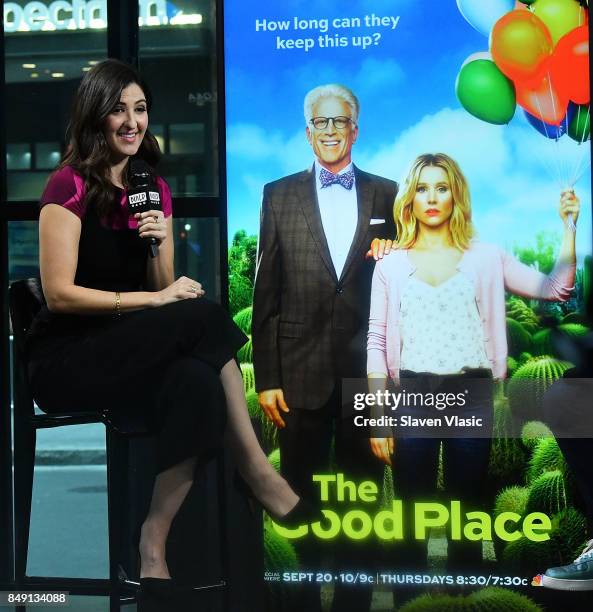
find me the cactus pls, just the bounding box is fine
[506,318,532,358]
[502,507,587,573]
[237,336,253,364]
[240,363,255,394]
[246,388,278,452]
[233,306,252,334]
[532,324,588,357]
[526,470,571,516]
[518,352,533,364]
[507,356,572,423]
[466,587,542,611]
[526,438,568,484]
[263,522,299,611]
[488,398,527,489]
[400,593,466,612]
[267,448,281,473]
[561,312,588,325]
[506,296,541,334]
[520,420,553,451]
[381,465,395,508]
[492,486,530,561]
[506,356,518,378]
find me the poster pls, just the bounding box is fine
[224,1,592,610]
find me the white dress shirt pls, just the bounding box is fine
[315,161,358,279]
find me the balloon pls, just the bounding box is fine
[568,103,591,141]
[532,0,587,45]
[456,0,516,37]
[516,72,568,125]
[461,51,493,69]
[518,0,537,4]
[491,11,553,84]
[456,58,516,124]
[523,103,575,137]
[549,25,590,105]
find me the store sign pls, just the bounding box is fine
[3,0,171,32]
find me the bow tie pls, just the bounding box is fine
[319,167,355,190]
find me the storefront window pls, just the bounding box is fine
[139,0,219,197]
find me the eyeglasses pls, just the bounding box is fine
[309,116,353,130]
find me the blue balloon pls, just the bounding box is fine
[456,0,516,37]
[524,104,577,139]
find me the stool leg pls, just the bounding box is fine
[13,425,36,583]
[106,428,128,612]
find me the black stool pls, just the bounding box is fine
[8,279,229,611]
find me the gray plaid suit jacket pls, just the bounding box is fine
[252,165,398,411]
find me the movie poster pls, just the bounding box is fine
[224,1,592,610]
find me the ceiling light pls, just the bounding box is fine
[30,73,39,78]
[22,63,36,69]
[51,72,65,78]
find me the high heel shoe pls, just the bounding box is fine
[234,474,324,528]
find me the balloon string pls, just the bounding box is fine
[533,90,562,187]
[571,107,591,186]
[546,72,567,186]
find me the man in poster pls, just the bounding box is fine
[252,84,397,612]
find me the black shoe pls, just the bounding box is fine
[137,578,181,612]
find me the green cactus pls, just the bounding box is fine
[400,593,466,612]
[506,356,518,378]
[518,352,533,364]
[532,324,588,357]
[246,388,278,452]
[506,318,533,358]
[506,296,541,334]
[561,312,588,325]
[526,438,568,484]
[502,507,587,573]
[492,485,530,561]
[507,356,572,423]
[237,336,253,364]
[520,421,553,451]
[233,306,252,334]
[525,470,571,516]
[465,587,542,611]
[240,363,255,394]
[267,448,281,473]
[380,465,395,508]
[488,398,527,489]
[263,522,299,611]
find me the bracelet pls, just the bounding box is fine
[115,291,121,317]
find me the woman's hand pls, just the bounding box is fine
[366,238,393,261]
[370,437,394,466]
[135,210,167,244]
[560,190,580,228]
[154,276,205,307]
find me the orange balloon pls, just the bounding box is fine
[516,71,569,125]
[549,25,590,105]
[491,10,554,84]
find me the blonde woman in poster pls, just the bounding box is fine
[367,153,579,571]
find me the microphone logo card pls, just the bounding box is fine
[128,192,148,206]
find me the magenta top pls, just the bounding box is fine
[367,243,576,380]
[40,165,173,228]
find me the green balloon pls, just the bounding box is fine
[519,0,537,4]
[568,105,591,142]
[456,60,516,125]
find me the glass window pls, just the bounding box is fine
[4,1,107,201]
[139,0,219,197]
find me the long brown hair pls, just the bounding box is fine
[59,59,161,218]
[394,153,475,250]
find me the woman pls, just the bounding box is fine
[367,153,578,570]
[26,59,313,596]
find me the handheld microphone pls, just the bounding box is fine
[127,159,161,258]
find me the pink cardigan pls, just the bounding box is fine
[367,242,576,380]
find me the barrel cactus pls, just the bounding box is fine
[507,356,572,423]
[240,363,255,394]
[526,438,568,484]
[532,324,588,357]
[506,296,541,334]
[400,593,466,612]
[506,318,532,358]
[492,486,530,561]
[525,470,571,516]
[268,448,281,473]
[237,336,253,364]
[381,465,395,508]
[561,312,588,325]
[520,421,553,451]
[264,522,299,611]
[502,507,587,573]
[246,388,278,452]
[465,587,542,611]
[233,306,252,335]
[506,356,518,378]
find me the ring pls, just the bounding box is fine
[191,285,198,293]
[153,216,159,223]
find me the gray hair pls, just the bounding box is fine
[303,84,360,125]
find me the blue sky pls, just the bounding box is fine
[224,0,591,259]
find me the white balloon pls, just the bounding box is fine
[461,51,493,69]
[456,0,516,37]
